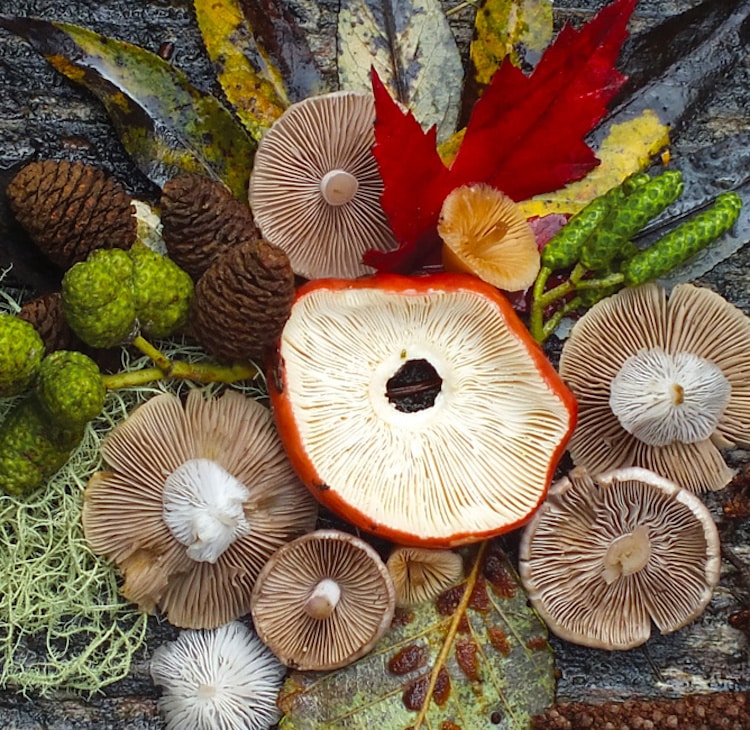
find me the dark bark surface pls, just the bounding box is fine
[0,0,749,727]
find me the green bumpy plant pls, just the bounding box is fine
[0,313,45,396]
[35,350,106,430]
[530,174,743,344]
[62,248,137,348]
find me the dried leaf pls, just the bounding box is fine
[518,109,670,218]
[461,0,553,125]
[365,0,638,273]
[194,0,287,140]
[338,0,463,143]
[0,16,255,200]
[278,542,555,730]
[237,0,327,103]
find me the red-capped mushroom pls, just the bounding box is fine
[269,273,576,546]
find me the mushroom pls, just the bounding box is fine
[558,283,750,492]
[82,389,318,629]
[150,621,285,730]
[386,545,464,607]
[519,466,721,650]
[248,91,397,279]
[438,184,540,291]
[269,272,576,546]
[250,529,396,671]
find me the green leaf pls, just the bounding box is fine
[338,0,464,143]
[0,15,255,200]
[193,0,288,140]
[278,542,555,730]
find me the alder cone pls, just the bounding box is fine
[17,291,78,353]
[6,160,137,269]
[190,237,294,364]
[160,173,259,281]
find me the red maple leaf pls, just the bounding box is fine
[364,0,638,274]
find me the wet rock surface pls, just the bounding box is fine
[1,0,749,727]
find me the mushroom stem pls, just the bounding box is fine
[602,525,651,584]
[320,169,359,206]
[304,578,342,619]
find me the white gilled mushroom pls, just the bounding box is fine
[386,546,464,607]
[438,184,540,291]
[150,621,285,730]
[250,529,396,671]
[559,283,750,492]
[248,91,397,279]
[82,390,318,629]
[518,466,721,650]
[269,273,576,546]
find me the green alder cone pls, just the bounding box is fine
[0,313,45,397]
[0,396,84,498]
[129,241,194,338]
[62,248,137,348]
[581,170,684,271]
[35,350,106,430]
[622,191,743,286]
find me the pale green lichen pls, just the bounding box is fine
[0,325,266,694]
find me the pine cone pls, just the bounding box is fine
[17,291,77,353]
[6,160,137,269]
[532,691,750,729]
[190,237,294,364]
[161,173,259,281]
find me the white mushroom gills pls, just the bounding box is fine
[320,169,359,206]
[609,348,731,446]
[602,525,651,584]
[162,458,251,563]
[304,578,342,619]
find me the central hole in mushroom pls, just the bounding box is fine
[386,359,443,413]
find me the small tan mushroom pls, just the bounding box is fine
[386,546,464,607]
[438,184,540,291]
[82,389,318,630]
[250,529,396,671]
[248,91,397,279]
[518,466,721,650]
[559,283,750,492]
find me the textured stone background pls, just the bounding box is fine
[1,0,749,727]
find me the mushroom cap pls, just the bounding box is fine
[269,272,577,546]
[438,184,540,291]
[386,545,464,607]
[518,466,721,650]
[250,529,396,671]
[248,91,397,279]
[82,389,318,629]
[559,283,750,492]
[150,621,285,730]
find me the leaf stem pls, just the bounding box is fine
[411,541,489,730]
[131,335,173,373]
[101,360,260,390]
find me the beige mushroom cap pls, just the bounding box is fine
[386,546,464,607]
[248,91,397,279]
[518,466,721,650]
[250,529,396,671]
[82,389,318,629]
[559,283,750,492]
[438,184,540,291]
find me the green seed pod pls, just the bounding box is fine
[540,195,614,272]
[581,170,684,271]
[622,191,743,287]
[0,313,45,397]
[621,171,651,196]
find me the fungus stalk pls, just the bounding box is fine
[320,170,359,206]
[305,578,342,619]
[163,458,251,563]
[602,525,651,584]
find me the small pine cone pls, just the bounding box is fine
[17,291,78,353]
[6,160,137,269]
[190,237,294,364]
[161,173,259,281]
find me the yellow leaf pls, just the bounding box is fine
[194,0,287,140]
[519,109,671,218]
